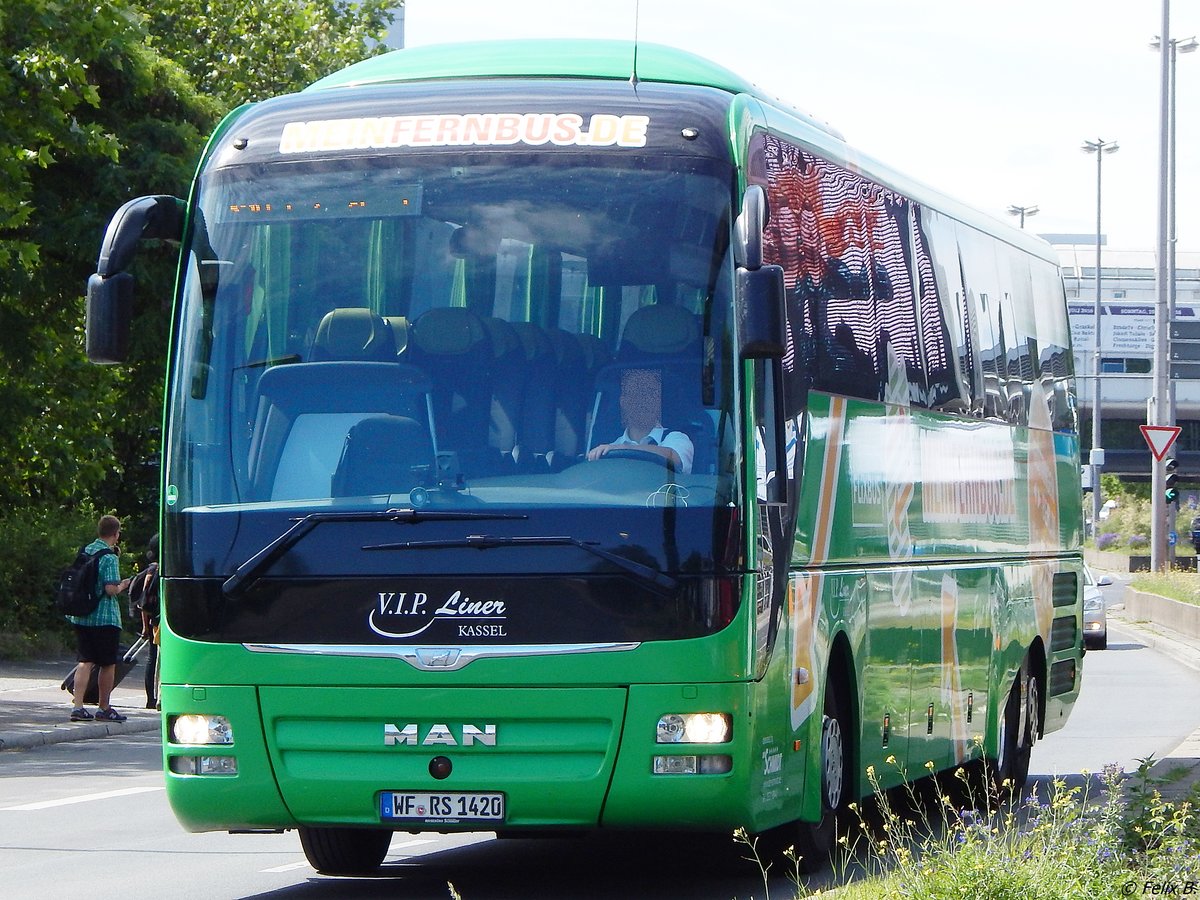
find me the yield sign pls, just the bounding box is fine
[1141,425,1182,461]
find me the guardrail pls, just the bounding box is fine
[1085,549,1198,573]
[1124,589,1200,641]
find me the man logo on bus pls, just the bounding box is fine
[369,590,508,639]
[384,723,498,747]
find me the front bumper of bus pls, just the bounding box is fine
[161,680,763,834]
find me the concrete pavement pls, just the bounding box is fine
[1107,603,1200,800]
[0,653,159,751]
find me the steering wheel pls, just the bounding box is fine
[601,448,674,469]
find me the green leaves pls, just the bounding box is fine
[0,1,398,641]
[143,0,395,109]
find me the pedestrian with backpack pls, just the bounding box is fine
[65,514,131,722]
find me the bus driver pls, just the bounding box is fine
[587,368,694,474]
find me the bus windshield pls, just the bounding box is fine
[165,152,741,570]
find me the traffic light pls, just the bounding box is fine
[1165,457,1179,504]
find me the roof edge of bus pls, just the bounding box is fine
[306,39,754,94]
[305,39,843,142]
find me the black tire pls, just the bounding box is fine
[298,826,392,875]
[993,663,1038,797]
[794,675,851,872]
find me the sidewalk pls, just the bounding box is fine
[0,655,160,751]
[1106,601,1200,801]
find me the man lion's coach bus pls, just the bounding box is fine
[86,40,1083,874]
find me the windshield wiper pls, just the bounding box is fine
[223,509,527,599]
[363,533,678,594]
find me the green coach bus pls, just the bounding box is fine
[86,39,1083,874]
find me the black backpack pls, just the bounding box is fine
[128,563,159,619]
[56,546,115,617]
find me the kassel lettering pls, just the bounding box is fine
[368,589,508,639]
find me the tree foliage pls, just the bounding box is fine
[144,0,396,108]
[0,0,397,649]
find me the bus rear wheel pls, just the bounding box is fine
[794,676,850,872]
[994,665,1038,797]
[298,826,393,875]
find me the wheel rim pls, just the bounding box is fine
[1025,678,1040,751]
[821,715,844,811]
[997,711,1009,773]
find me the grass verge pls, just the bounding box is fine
[736,756,1200,900]
[1130,570,1200,607]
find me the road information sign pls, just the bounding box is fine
[1141,424,1182,461]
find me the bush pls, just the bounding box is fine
[1096,532,1120,551]
[1127,534,1149,549]
[0,503,103,657]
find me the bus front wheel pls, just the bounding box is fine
[795,676,850,871]
[298,826,393,875]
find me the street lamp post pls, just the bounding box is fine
[1151,0,1172,572]
[1147,35,1195,566]
[1150,34,1197,423]
[1082,138,1118,540]
[1006,204,1039,229]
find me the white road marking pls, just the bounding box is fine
[1,785,164,811]
[261,838,437,874]
[261,861,312,874]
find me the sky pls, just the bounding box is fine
[401,0,1198,252]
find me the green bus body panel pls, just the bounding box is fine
[307,39,758,96]
[778,392,1083,802]
[260,686,625,828]
[793,393,1083,564]
[158,622,752,688]
[162,684,296,832]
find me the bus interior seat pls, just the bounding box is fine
[508,322,557,469]
[407,307,495,475]
[618,304,702,359]
[546,327,588,460]
[247,361,432,501]
[383,316,410,355]
[480,317,525,459]
[310,308,397,361]
[330,414,435,497]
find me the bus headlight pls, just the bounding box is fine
[656,713,732,744]
[171,714,234,745]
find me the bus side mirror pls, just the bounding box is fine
[737,265,785,359]
[85,195,185,364]
[734,184,767,269]
[86,272,134,364]
[735,185,785,360]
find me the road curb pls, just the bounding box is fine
[0,716,160,751]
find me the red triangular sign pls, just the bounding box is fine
[1141,425,1182,461]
